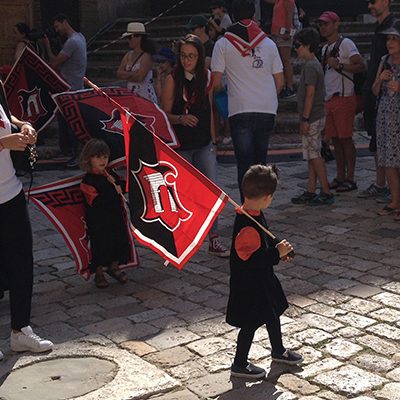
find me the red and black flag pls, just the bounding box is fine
[4,46,70,133]
[52,88,179,161]
[27,158,139,280]
[122,113,228,269]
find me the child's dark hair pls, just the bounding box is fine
[242,164,281,199]
[231,0,255,22]
[79,139,110,172]
[293,27,320,54]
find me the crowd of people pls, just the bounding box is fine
[1,0,399,378]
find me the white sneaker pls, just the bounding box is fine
[10,326,53,353]
[0,349,3,361]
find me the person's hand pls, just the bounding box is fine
[43,35,50,50]
[114,184,123,195]
[282,32,291,40]
[327,57,340,70]
[107,175,116,185]
[388,79,400,93]
[21,124,37,145]
[0,133,30,151]
[280,254,293,262]
[380,69,391,82]
[181,114,198,127]
[300,121,309,136]
[276,239,293,258]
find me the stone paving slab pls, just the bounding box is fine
[2,156,400,399]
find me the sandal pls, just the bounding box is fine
[394,212,400,221]
[336,179,357,193]
[106,265,128,284]
[94,273,109,289]
[377,206,398,216]
[329,178,343,190]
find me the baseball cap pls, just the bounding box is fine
[184,15,209,29]
[152,47,176,63]
[316,11,340,23]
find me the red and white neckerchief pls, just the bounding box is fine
[224,19,267,57]
[182,69,213,115]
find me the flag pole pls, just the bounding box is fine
[83,77,137,123]
[227,197,295,257]
[4,44,28,86]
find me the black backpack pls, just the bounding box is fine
[322,36,367,95]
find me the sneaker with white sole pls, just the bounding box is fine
[376,188,392,203]
[357,183,387,198]
[209,236,229,257]
[231,362,266,379]
[10,326,53,353]
[271,349,304,365]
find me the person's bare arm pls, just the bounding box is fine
[43,35,69,69]
[212,71,225,93]
[117,52,153,82]
[282,0,295,40]
[327,53,367,73]
[273,72,284,95]
[161,75,199,127]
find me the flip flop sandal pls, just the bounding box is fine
[377,206,398,216]
[106,265,128,284]
[394,212,400,221]
[329,178,343,190]
[94,273,109,289]
[336,180,357,193]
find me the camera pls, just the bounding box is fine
[29,27,58,41]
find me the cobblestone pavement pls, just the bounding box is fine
[1,154,400,400]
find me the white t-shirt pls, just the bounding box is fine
[211,35,283,117]
[0,105,22,204]
[323,38,360,101]
[218,14,233,30]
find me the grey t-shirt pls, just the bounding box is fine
[60,32,87,90]
[297,57,326,123]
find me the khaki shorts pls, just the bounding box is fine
[270,34,293,48]
[302,117,326,160]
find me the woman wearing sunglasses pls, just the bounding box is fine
[161,34,229,257]
[117,22,157,103]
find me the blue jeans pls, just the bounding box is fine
[229,112,275,201]
[177,141,218,235]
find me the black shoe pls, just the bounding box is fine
[231,362,266,379]
[271,349,304,365]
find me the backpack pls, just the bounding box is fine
[322,36,367,95]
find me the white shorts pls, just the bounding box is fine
[302,117,326,161]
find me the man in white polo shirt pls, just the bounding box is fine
[211,0,284,200]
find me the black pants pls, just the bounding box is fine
[234,319,285,367]
[0,190,33,330]
[363,90,378,152]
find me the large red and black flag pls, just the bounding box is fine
[27,158,139,280]
[52,88,179,161]
[4,46,70,133]
[122,113,228,269]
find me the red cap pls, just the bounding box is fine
[316,11,340,23]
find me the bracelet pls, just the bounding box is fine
[178,115,184,124]
[22,121,33,127]
[301,116,310,122]
[212,142,217,146]
[0,137,4,150]
[285,30,290,34]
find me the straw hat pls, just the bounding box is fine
[121,22,149,38]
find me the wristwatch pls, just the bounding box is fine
[338,63,344,72]
[301,116,310,122]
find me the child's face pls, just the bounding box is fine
[294,42,309,59]
[90,154,109,173]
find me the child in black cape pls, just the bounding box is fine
[79,139,130,288]
[228,164,303,379]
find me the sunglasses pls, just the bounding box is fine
[127,34,141,39]
[293,42,304,49]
